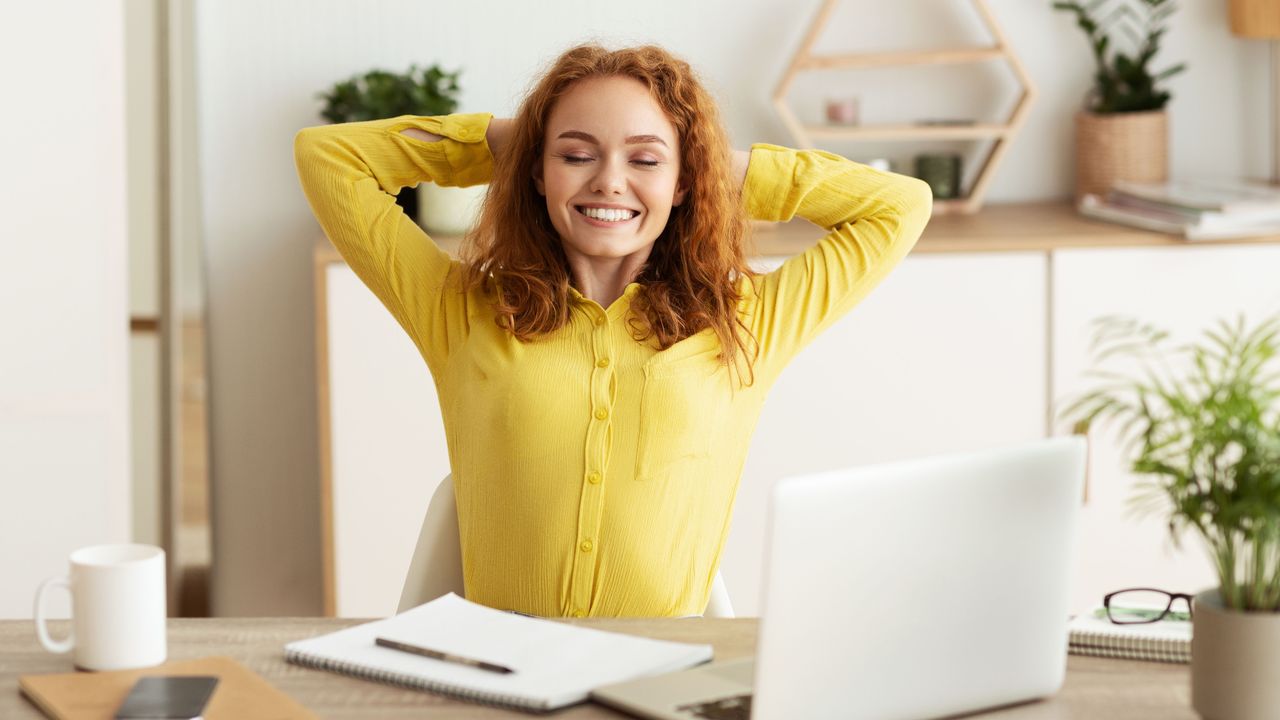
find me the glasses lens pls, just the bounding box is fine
[1106,589,1174,624]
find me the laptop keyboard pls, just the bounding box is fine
[677,693,753,720]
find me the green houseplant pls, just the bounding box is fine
[1063,314,1280,719]
[1051,0,1186,199]
[319,65,461,123]
[318,64,462,221]
[1052,0,1185,114]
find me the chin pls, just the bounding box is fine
[566,238,652,259]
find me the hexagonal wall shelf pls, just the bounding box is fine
[773,0,1035,214]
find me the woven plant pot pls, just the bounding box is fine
[1074,109,1168,199]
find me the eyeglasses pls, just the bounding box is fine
[1098,588,1193,624]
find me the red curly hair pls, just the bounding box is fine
[461,44,758,385]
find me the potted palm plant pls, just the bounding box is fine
[1063,314,1280,720]
[1052,0,1186,199]
[319,64,484,233]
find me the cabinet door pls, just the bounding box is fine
[728,252,1049,616]
[325,264,450,617]
[1054,245,1280,615]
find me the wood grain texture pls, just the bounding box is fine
[800,46,1005,70]
[313,253,336,618]
[1230,0,1280,38]
[2,618,1195,719]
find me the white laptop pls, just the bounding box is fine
[591,437,1087,720]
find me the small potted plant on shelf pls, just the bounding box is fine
[1062,314,1280,720]
[1052,0,1186,199]
[319,64,484,233]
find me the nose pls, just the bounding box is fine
[589,157,627,195]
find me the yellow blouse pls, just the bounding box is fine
[294,113,931,618]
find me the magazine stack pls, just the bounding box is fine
[1078,179,1280,240]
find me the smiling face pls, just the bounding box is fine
[534,75,686,268]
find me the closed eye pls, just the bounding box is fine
[555,153,662,168]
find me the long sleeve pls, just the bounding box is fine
[293,113,494,376]
[740,144,933,384]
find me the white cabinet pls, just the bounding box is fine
[319,239,1280,618]
[729,252,1049,615]
[322,264,450,617]
[1052,245,1280,614]
[319,250,1049,617]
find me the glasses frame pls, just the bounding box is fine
[1102,587,1194,625]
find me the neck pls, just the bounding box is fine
[565,247,650,307]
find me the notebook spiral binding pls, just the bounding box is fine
[1068,629,1190,664]
[285,647,556,714]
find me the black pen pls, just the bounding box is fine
[374,636,515,675]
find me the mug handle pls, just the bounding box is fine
[34,575,74,654]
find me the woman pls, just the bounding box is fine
[294,44,932,618]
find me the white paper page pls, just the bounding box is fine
[285,593,714,708]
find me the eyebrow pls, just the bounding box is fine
[556,130,669,148]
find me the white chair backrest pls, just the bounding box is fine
[398,475,734,617]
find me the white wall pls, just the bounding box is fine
[0,0,130,618]
[194,0,1269,615]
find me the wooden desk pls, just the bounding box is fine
[1,618,1194,719]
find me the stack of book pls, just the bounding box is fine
[1068,608,1191,664]
[1078,179,1280,240]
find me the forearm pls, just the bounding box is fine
[742,144,931,229]
[732,149,750,192]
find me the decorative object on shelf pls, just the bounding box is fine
[914,153,963,199]
[772,0,1035,215]
[418,184,486,237]
[1062,314,1280,720]
[824,96,860,125]
[1053,0,1186,200]
[916,118,979,128]
[318,64,468,225]
[1228,0,1280,184]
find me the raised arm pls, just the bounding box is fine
[739,144,933,384]
[403,116,513,156]
[293,113,496,375]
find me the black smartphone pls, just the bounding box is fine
[114,676,219,720]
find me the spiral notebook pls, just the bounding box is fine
[284,593,714,712]
[1067,610,1191,664]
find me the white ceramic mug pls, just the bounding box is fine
[33,544,167,671]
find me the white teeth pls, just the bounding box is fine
[579,206,637,222]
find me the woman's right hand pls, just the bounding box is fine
[485,117,512,159]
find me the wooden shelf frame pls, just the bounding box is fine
[773,0,1037,214]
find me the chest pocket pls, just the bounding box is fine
[633,338,728,482]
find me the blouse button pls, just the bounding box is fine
[587,472,602,485]
[595,316,607,326]
[595,408,608,420]
[596,358,610,368]
[580,540,594,553]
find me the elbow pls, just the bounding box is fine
[903,176,933,219]
[293,125,325,166]
[898,176,934,240]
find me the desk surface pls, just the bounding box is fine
[0,618,1194,719]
